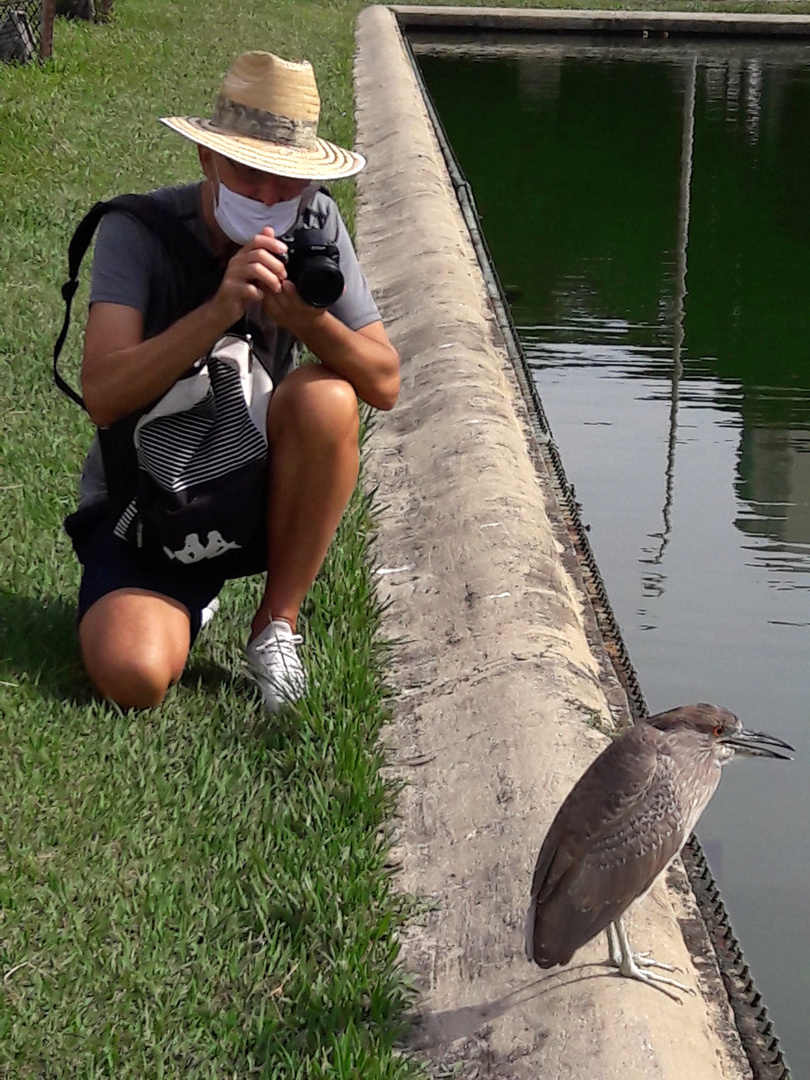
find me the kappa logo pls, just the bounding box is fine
[163,531,241,564]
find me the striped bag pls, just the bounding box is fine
[112,333,273,564]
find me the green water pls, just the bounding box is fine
[418,37,810,1070]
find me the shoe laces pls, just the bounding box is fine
[255,629,303,660]
[251,622,304,679]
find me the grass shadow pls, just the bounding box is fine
[0,585,260,710]
[0,588,92,705]
[181,657,238,696]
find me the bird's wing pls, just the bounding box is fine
[531,728,661,903]
[577,752,688,911]
[527,727,690,967]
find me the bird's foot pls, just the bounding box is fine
[606,919,696,1004]
[614,951,696,1003]
[626,950,680,974]
[606,925,677,972]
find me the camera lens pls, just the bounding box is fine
[295,257,344,308]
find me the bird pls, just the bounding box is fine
[525,703,793,1000]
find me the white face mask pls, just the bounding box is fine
[213,177,303,246]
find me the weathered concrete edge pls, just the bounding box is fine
[354,6,753,1078]
[392,4,810,35]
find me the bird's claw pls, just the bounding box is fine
[617,958,697,1004]
[631,951,681,974]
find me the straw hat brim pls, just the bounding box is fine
[160,116,366,180]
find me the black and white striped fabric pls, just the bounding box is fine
[112,334,273,563]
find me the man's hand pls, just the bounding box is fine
[260,277,329,338]
[212,227,291,327]
[82,229,294,426]
[259,277,400,412]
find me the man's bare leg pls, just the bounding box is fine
[251,363,360,638]
[79,588,191,709]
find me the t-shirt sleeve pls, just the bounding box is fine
[89,211,162,314]
[326,206,382,331]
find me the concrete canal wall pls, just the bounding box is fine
[352,6,777,1077]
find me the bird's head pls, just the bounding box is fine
[646,703,794,765]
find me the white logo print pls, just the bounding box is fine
[163,531,240,564]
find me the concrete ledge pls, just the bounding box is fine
[354,6,753,1078]
[392,4,810,36]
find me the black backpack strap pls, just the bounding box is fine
[53,199,108,408]
[106,194,215,277]
[53,193,218,410]
[295,183,337,236]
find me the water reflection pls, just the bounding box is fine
[737,425,810,575]
[417,37,810,1068]
[526,324,810,583]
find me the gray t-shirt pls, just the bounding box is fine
[78,182,381,508]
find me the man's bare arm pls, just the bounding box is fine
[261,287,400,411]
[82,231,289,426]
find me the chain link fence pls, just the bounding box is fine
[0,0,113,63]
[0,0,52,62]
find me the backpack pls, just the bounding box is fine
[54,194,273,563]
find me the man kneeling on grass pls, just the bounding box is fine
[64,50,400,712]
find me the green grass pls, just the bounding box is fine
[0,1,424,1075]
[2,0,807,1074]
[0,473,419,1077]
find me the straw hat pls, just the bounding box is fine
[161,51,365,180]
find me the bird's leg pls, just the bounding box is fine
[606,921,621,966]
[606,921,678,973]
[607,917,695,1003]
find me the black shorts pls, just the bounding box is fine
[65,502,267,644]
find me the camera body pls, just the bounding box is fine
[279,226,343,308]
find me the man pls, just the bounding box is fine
[66,50,400,712]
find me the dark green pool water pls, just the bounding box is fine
[418,36,810,1070]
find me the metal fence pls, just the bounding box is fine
[0,0,113,64]
[0,0,54,62]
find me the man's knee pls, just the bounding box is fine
[87,653,175,710]
[271,366,360,445]
[79,590,190,710]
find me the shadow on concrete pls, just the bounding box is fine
[405,963,635,1051]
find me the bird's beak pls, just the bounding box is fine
[720,727,795,760]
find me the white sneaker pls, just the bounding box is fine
[245,619,306,712]
[200,597,220,630]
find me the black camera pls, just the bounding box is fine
[279,227,343,309]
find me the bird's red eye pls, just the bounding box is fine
[713,725,725,737]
